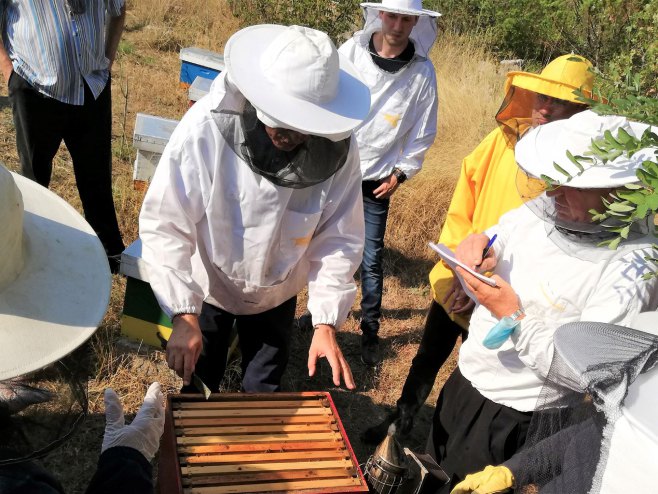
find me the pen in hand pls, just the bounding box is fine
[477,234,497,268]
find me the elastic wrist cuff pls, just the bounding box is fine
[171,310,199,322]
[313,324,336,331]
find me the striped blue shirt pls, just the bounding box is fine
[1,0,124,105]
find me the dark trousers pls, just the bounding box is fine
[430,367,532,492]
[186,297,297,393]
[360,181,390,336]
[0,447,152,494]
[397,301,467,417]
[8,72,124,256]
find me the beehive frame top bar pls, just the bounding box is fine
[158,392,369,494]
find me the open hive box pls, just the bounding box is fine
[158,392,369,494]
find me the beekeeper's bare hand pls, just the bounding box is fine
[457,269,521,321]
[308,325,355,390]
[101,382,165,462]
[443,276,475,314]
[455,233,497,272]
[168,314,203,385]
[0,55,12,85]
[373,173,399,199]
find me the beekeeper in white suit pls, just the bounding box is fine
[452,312,658,494]
[337,0,439,366]
[431,111,658,491]
[0,163,164,492]
[139,24,371,393]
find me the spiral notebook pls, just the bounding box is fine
[428,242,497,301]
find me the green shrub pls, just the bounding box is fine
[433,0,657,94]
[227,0,361,44]
[226,0,657,94]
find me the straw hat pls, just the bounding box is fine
[224,24,371,139]
[0,165,111,381]
[360,0,441,17]
[515,110,654,188]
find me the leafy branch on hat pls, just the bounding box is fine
[541,126,658,263]
[586,128,657,247]
[575,72,658,273]
[574,74,658,125]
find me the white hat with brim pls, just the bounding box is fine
[225,24,371,139]
[0,169,111,381]
[361,0,441,17]
[516,110,655,188]
[550,314,658,492]
[555,313,658,380]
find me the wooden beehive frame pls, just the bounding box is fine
[158,392,369,494]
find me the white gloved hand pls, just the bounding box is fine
[101,382,165,462]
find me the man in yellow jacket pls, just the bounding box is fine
[362,54,597,443]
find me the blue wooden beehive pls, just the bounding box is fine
[179,47,225,87]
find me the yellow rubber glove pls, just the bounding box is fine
[450,465,514,494]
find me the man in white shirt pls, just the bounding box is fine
[338,0,439,365]
[430,111,658,491]
[139,25,371,392]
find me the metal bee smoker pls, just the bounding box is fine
[364,425,408,493]
[364,424,450,494]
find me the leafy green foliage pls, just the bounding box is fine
[433,0,657,92]
[577,76,658,125]
[227,0,361,45]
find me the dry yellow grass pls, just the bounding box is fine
[386,33,508,258]
[0,2,508,491]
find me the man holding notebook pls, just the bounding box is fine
[363,54,598,444]
[430,111,658,491]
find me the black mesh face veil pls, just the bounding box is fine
[0,361,87,465]
[211,101,351,189]
[512,321,658,494]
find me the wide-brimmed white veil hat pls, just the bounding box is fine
[0,165,111,381]
[513,313,658,494]
[224,24,371,140]
[513,110,656,259]
[361,0,440,17]
[516,110,654,189]
[358,0,441,58]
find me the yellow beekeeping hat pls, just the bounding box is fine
[505,54,597,103]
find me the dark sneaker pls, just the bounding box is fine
[107,254,122,275]
[361,406,415,444]
[361,334,381,367]
[297,312,313,332]
[361,410,396,444]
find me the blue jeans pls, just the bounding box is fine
[360,181,390,337]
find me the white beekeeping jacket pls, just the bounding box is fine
[338,13,438,182]
[459,204,658,412]
[598,368,658,493]
[139,73,365,328]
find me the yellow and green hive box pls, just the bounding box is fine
[120,240,172,348]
